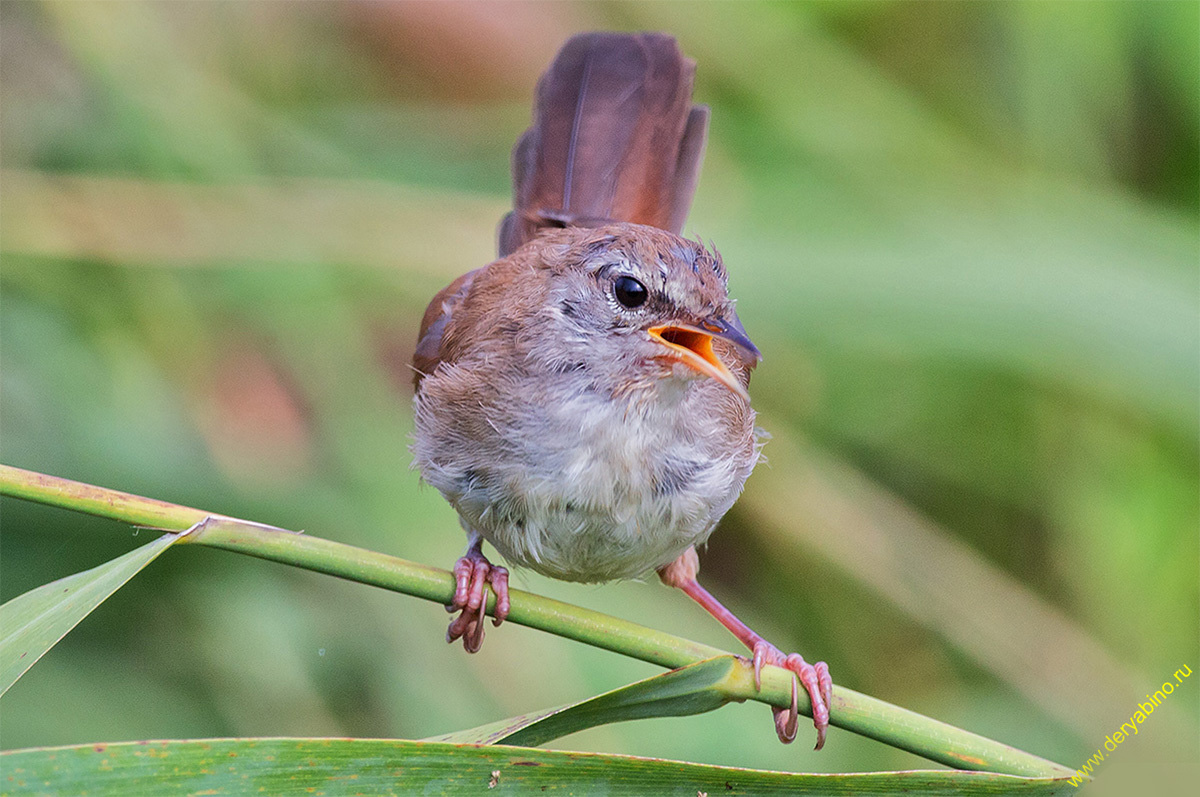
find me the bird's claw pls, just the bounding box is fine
[446,551,509,653]
[750,641,832,750]
[772,676,800,743]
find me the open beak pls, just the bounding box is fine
[646,314,760,402]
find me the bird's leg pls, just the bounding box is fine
[658,547,832,749]
[446,531,510,653]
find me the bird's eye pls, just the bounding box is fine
[613,276,648,308]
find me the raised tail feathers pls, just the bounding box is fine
[498,32,709,256]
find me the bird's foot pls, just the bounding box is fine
[750,641,832,750]
[445,549,509,653]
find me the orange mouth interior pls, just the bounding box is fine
[647,324,749,401]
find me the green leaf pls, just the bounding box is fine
[0,532,180,696]
[430,656,742,747]
[0,467,1078,779]
[0,738,1079,795]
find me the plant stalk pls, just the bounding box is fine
[0,464,1074,778]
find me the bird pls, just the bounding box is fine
[411,31,831,748]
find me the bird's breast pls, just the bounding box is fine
[413,367,758,583]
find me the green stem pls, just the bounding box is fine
[0,464,1073,779]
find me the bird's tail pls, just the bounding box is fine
[497,32,709,257]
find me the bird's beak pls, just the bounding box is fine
[646,314,760,402]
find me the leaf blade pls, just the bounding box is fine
[0,532,180,696]
[0,738,1079,796]
[430,656,742,747]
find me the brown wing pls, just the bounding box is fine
[412,268,479,391]
[497,32,709,256]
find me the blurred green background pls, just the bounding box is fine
[1,0,1197,790]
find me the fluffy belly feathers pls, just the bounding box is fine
[413,374,755,582]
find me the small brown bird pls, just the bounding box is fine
[412,32,831,748]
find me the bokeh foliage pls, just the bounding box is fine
[1,0,1196,788]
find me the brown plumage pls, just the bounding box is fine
[411,31,831,749]
[414,32,710,388]
[499,31,709,254]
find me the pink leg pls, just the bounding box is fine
[659,548,832,750]
[446,533,510,653]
